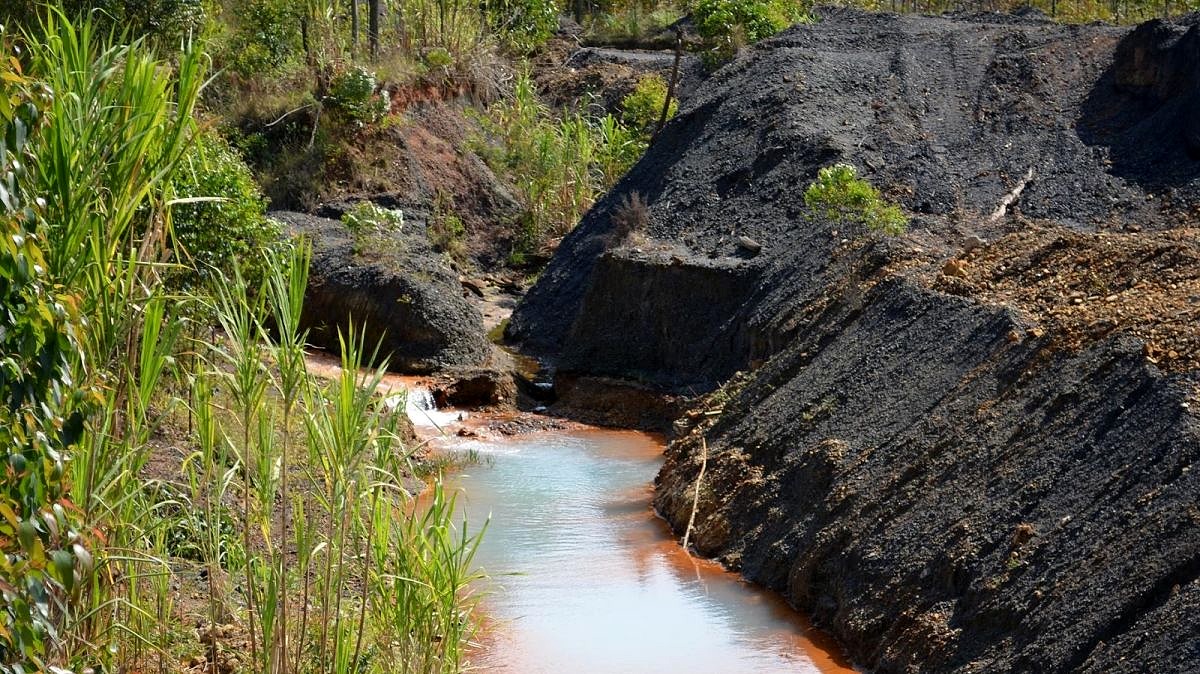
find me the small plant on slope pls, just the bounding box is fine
[803,163,907,235]
[621,74,677,136]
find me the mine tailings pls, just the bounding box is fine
[508,8,1200,674]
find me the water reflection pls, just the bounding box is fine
[444,430,856,674]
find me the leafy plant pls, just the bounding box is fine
[328,65,388,123]
[342,201,404,237]
[0,40,91,672]
[167,128,281,290]
[429,192,468,262]
[803,163,907,235]
[473,69,648,265]
[220,0,303,77]
[342,201,407,257]
[485,0,560,51]
[691,0,806,62]
[621,73,677,136]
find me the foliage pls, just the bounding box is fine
[18,14,207,670]
[399,0,490,56]
[0,0,205,52]
[194,249,486,674]
[342,200,405,237]
[342,200,407,256]
[167,128,280,290]
[583,4,683,45]
[0,39,91,672]
[328,65,389,123]
[803,163,907,235]
[473,69,646,264]
[219,0,303,77]
[484,0,560,51]
[691,0,806,61]
[429,192,468,262]
[621,73,676,135]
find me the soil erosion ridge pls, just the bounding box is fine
[509,8,1200,673]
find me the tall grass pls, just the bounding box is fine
[11,12,486,672]
[473,69,644,263]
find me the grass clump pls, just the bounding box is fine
[429,192,469,264]
[1,14,488,672]
[473,68,646,265]
[621,74,677,136]
[691,0,808,63]
[804,163,907,235]
[582,4,683,46]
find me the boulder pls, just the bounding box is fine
[274,211,490,372]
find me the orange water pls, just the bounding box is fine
[443,429,857,674]
[304,353,855,673]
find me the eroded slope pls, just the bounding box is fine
[511,8,1200,673]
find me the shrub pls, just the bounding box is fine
[342,201,405,236]
[430,193,469,262]
[221,0,301,77]
[485,0,560,52]
[621,74,677,135]
[0,53,91,671]
[341,201,406,256]
[167,129,281,288]
[803,163,907,235]
[691,0,806,61]
[327,65,388,123]
[472,69,648,265]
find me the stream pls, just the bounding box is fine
[444,429,854,674]
[306,352,855,673]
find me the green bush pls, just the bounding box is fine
[472,69,648,265]
[327,65,389,123]
[803,163,907,235]
[221,0,302,77]
[1,0,204,52]
[430,193,468,262]
[342,201,405,236]
[486,0,560,51]
[0,41,90,671]
[621,74,677,135]
[691,0,805,61]
[341,201,406,256]
[167,130,281,288]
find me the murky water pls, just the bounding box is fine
[305,351,854,673]
[445,429,855,674]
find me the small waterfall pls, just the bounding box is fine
[407,388,437,412]
[399,385,461,428]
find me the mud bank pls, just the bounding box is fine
[510,8,1200,673]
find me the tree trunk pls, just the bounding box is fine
[350,0,360,57]
[368,0,380,59]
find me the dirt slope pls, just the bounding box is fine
[509,9,1200,368]
[509,8,1200,673]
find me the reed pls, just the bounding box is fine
[6,12,486,672]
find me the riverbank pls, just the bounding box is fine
[508,9,1200,673]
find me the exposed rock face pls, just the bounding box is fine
[654,272,1200,673]
[274,211,490,372]
[509,9,1200,673]
[430,368,517,408]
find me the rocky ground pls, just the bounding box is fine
[509,8,1200,673]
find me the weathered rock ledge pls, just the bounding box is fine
[274,210,490,373]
